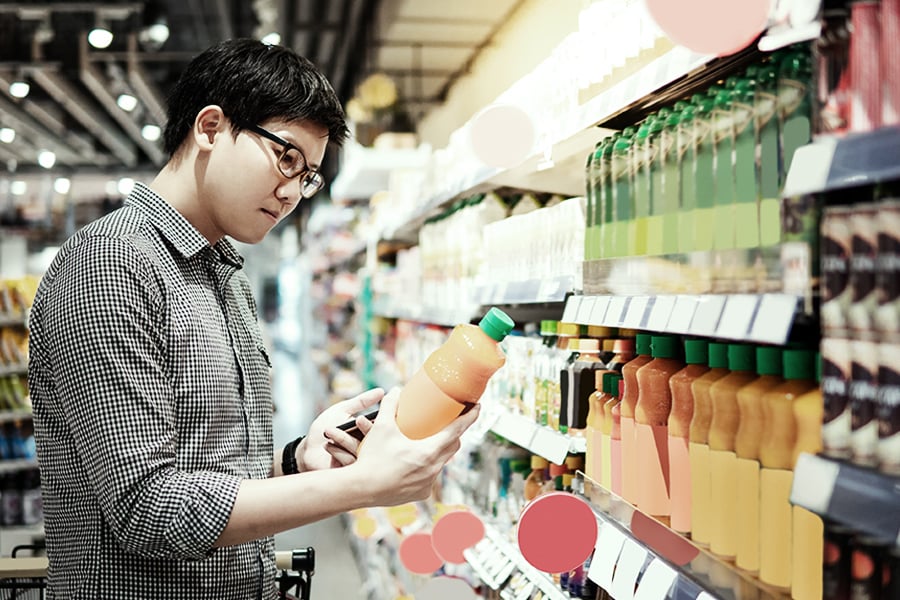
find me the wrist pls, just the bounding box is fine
[281,435,305,475]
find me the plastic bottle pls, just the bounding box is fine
[524,455,550,502]
[758,349,817,591]
[633,119,654,257]
[606,338,635,372]
[585,369,604,484]
[667,338,710,535]
[692,94,717,253]
[677,103,697,254]
[708,344,757,560]
[791,353,823,600]
[586,142,601,261]
[661,107,683,256]
[732,77,760,250]
[610,378,624,496]
[645,112,666,257]
[612,127,636,258]
[550,323,580,431]
[711,85,736,257]
[755,64,782,247]
[600,134,618,259]
[688,341,730,547]
[599,372,621,490]
[635,335,684,521]
[395,307,514,439]
[735,345,784,573]
[566,338,605,434]
[559,336,582,435]
[620,333,653,504]
[777,49,813,188]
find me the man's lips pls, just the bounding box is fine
[261,207,279,221]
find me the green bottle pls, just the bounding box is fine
[712,86,736,253]
[733,77,760,250]
[612,128,636,258]
[777,49,813,189]
[585,148,597,261]
[646,110,667,257]
[662,107,683,255]
[692,94,717,253]
[601,134,618,259]
[677,103,698,255]
[587,141,607,261]
[755,64,781,247]
[634,119,654,257]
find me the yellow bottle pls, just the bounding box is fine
[586,370,604,483]
[791,354,824,600]
[758,349,816,591]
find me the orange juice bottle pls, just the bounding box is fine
[758,349,816,591]
[734,345,783,574]
[524,455,550,501]
[585,369,605,483]
[667,338,710,535]
[607,338,636,372]
[620,333,653,504]
[708,343,757,561]
[635,335,684,521]
[609,376,624,496]
[396,308,514,439]
[689,341,729,547]
[599,372,619,489]
[791,353,823,600]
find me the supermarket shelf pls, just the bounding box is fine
[791,453,900,547]
[0,458,38,474]
[0,313,27,328]
[580,475,789,600]
[476,276,574,306]
[465,523,567,600]
[0,363,27,377]
[0,411,32,424]
[370,301,478,327]
[485,409,585,465]
[783,126,900,197]
[330,141,430,201]
[562,293,801,345]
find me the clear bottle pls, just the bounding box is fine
[646,111,667,257]
[396,307,514,439]
[619,333,653,505]
[677,103,698,254]
[524,455,550,502]
[612,128,636,258]
[692,94,717,253]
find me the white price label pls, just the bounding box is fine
[577,296,598,324]
[607,296,628,327]
[716,294,760,340]
[562,296,582,323]
[532,427,571,465]
[689,295,726,336]
[587,522,624,589]
[610,540,648,600]
[646,295,676,332]
[623,296,650,328]
[748,294,799,345]
[633,559,678,600]
[667,296,698,334]
[590,296,612,325]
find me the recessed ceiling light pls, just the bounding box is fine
[9,81,30,98]
[54,177,71,194]
[117,177,135,195]
[38,150,56,169]
[10,181,27,195]
[116,93,138,111]
[141,124,161,141]
[88,27,113,49]
[146,22,169,44]
[0,128,14,143]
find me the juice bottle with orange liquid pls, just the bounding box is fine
[599,372,620,489]
[791,353,823,600]
[667,338,710,535]
[708,343,757,561]
[688,341,730,547]
[758,349,816,591]
[609,376,624,496]
[634,335,684,522]
[585,369,605,483]
[620,333,653,504]
[735,345,784,574]
[395,307,514,439]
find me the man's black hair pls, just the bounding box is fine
[163,38,348,157]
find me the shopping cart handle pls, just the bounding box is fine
[275,547,315,573]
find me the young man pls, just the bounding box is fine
[28,39,478,599]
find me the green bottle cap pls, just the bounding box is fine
[609,373,623,397]
[783,349,815,381]
[603,135,616,157]
[815,352,822,383]
[684,339,709,365]
[714,89,733,108]
[665,110,681,129]
[651,335,679,359]
[708,342,728,369]
[756,345,783,376]
[636,121,653,141]
[614,135,633,153]
[706,85,723,98]
[593,139,607,159]
[725,76,740,89]
[479,307,514,342]
[693,96,714,115]
[622,126,637,137]
[636,333,652,356]
[648,117,665,135]
[673,100,690,113]
[727,344,755,372]
[602,372,617,395]
[679,104,696,122]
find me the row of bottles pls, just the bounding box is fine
[583,46,812,264]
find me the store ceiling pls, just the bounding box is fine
[0,0,523,185]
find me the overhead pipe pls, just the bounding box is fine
[330,0,367,98]
[0,91,88,166]
[125,34,167,126]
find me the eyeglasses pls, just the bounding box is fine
[244,123,325,199]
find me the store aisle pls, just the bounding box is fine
[269,343,367,600]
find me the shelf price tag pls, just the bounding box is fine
[587,521,625,589]
[531,426,571,465]
[610,539,649,600]
[748,294,799,345]
[490,413,536,450]
[667,296,698,334]
[646,296,676,332]
[562,296,582,323]
[576,296,598,324]
[623,296,650,328]
[607,296,629,327]
[633,559,678,600]
[716,294,760,340]
[689,295,726,337]
[589,296,611,325]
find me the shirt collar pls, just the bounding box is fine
[125,182,244,268]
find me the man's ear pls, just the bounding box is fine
[193,105,227,151]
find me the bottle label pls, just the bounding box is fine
[875,200,900,335]
[821,207,853,334]
[822,337,852,458]
[850,340,879,464]
[878,342,900,472]
[849,207,878,334]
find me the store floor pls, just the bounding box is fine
[270,345,367,599]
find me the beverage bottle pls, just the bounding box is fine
[732,77,760,250]
[610,378,624,496]
[708,344,757,560]
[600,134,617,259]
[688,341,730,547]
[567,338,605,434]
[606,338,635,373]
[395,307,514,439]
[635,335,683,522]
[550,322,580,431]
[612,128,636,258]
[735,345,784,573]
[755,64,781,247]
[791,353,823,600]
[667,338,710,535]
[645,112,666,257]
[559,336,583,435]
[633,118,654,257]
[661,106,682,256]
[585,369,604,483]
[599,338,616,364]
[524,455,550,502]
[585,143,600,261]
[599,372,620,490]
[619,333,653,504]
[677,103,697,254]
[692,94,717,253]
[777,49,813,188]
[711,85,736,257]
[758,349,817,590]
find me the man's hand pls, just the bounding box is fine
[296,388,383,472]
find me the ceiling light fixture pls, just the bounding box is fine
[116,93,138,112]
[0,128,14,143]
[261,32,281,46]
[88,26,114,49]
[145,22,170,45]
[141,124,161,141]
[117,177,135,195]
[10,181,27,195]
[38,150,57,169]
[54,177,71,194]
[9,81,30,98]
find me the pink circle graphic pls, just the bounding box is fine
[432,510,486,564]
[517,492,598,573]
[645,0,771,57]
[416,576,479,600]
[468,103,536,169]
[399,531,444,574]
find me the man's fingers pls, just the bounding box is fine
[340,387,384,416]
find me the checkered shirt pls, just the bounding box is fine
[28,183,277,599]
